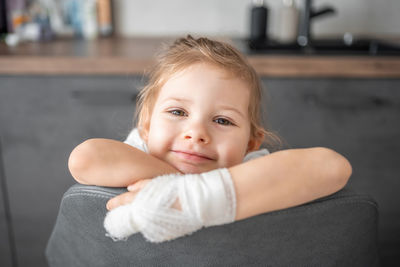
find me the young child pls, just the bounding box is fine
[68,36,352,243]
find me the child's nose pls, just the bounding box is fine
[184,134,209,144]
[182,124,210,145]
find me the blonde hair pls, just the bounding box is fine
[135,35,281,149]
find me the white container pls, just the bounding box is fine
[277,0,299,43]
[81,0,98,39]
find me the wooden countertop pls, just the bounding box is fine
[1,37,400,77]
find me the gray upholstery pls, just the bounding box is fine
[46,184,380,267]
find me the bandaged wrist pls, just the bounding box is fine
[104,168,236,243]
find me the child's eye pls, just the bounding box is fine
[169,109,187,116]
[214,117,233,126]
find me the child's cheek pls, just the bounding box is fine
[218,142,247,168]
[148,120,176,157]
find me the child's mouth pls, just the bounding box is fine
[171,150,214,163]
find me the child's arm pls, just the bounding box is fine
[68,138,180,187]
[107,147,352,221]
[104,147,351,242]
[231,147,352,220]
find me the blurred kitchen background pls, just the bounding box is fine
[1,0,400,266]
[113,0,400,38]
[1,0,400,42]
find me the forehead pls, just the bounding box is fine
[157,63,251,105]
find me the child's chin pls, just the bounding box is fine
[174,163,215,174]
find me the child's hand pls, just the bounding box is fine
[104,169,233,243]
[106,179,151,210]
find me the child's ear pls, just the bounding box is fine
[247,131,264,152]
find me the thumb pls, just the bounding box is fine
[104,204,139,241]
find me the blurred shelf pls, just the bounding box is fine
[1,37,400,77]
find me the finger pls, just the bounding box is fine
[106,192,136,210]
[127,179,149,191]
[127,179,151,191]
[106,191,137,211]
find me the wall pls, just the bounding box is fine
[112,0,400,38]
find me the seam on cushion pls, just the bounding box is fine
[312,194,376,206]
[64,192,115,200]
[69,185,122,193]
[71,188,119,196]
[258,197,378,218]
[65,186,125,198]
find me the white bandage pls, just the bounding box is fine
[104,168,236,243]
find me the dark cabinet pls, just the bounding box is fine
[262,77,400,266]
[0,75,142,266]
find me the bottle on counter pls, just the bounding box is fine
[97,0,112,36]
[249,0,269,43]
[276,0,299,44]
[81,0,98,39]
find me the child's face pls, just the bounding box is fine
[142,63,255,174]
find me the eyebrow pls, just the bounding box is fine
[218,105,246,119]
[163,97,193,103]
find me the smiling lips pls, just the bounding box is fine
[172,150,214,163]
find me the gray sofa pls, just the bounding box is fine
[45,184,380,267]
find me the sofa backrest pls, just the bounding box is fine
[46,184,380,267]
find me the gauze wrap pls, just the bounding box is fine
[104,168,236,243]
